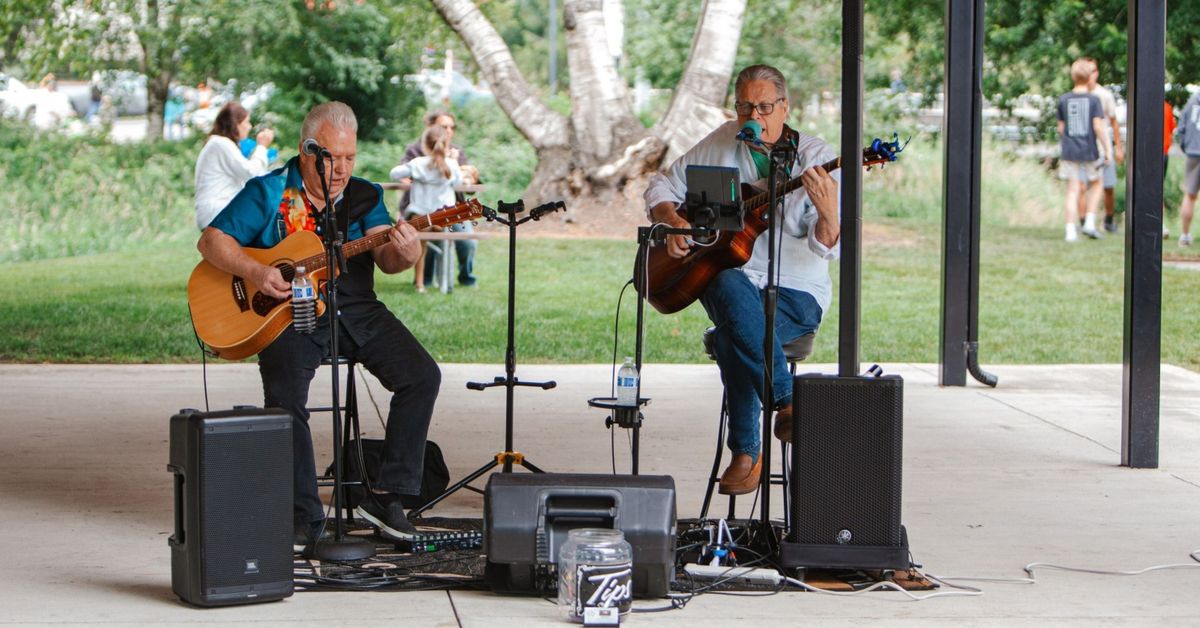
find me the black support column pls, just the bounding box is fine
[1121,0,1165,468]
[838,0,863,378]
[938,0,985,386]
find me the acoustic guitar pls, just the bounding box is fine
[189,199,484,359]
[634,137,903,314]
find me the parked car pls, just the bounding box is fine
[93,71,148,116]
[0,74,76,129]
[404,69,493,107]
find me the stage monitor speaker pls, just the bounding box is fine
[169,408,294,606]
[483,473,676,598]
[780,374,909,571]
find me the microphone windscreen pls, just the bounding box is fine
[736,120,761,142]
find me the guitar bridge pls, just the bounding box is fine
[231,277,250,312]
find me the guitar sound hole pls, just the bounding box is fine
[251,292,284,316]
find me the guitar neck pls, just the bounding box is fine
[741,155,843,211]
[292,213,435,271]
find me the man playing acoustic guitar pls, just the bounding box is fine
[644,65,841,495]
[197,102,438,551]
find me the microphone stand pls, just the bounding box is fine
[409,199,563,517]
[751,139,795,557]
[310,153,374,561]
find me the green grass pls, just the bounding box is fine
[6,227,1200,368]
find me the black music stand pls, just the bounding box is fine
[409,199,565,517]
[308,152,374,561]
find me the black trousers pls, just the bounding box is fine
[258,312,441,524]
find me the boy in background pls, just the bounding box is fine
[1057,58,1112,242]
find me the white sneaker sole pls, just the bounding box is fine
[353,504,416,540]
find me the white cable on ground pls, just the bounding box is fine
[782,574,983,601]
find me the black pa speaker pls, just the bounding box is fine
[780,374,909,570]
[168,408,294,606]
[483,473,676,597]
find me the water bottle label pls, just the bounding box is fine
[293,284,314,300]
[617,375,635,388]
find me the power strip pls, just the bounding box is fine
[683,563,783,585]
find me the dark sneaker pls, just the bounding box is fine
[293,519,332,554]
[354,496,417,540]
[1104,222,1118,233]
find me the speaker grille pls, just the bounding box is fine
[788,375,903,547]
[200,425,292,590]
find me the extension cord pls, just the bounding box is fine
[684,563,783,585]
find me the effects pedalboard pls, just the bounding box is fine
[392,530,483,554]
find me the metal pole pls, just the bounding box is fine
[838,0,863,378]
[939,0,981,386]
[1121,0,1165,468]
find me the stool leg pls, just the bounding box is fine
[343,364,359,522]
[699,389,729,520]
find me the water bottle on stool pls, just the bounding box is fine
[292,265,316,334]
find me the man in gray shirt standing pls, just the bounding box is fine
[1057,58,1113,242]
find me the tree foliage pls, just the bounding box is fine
[884,0,1199,105]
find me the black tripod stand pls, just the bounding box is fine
[410,199,565,517]
[308,149,374,561]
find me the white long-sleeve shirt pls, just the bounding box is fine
[193,135,270,230]
[643,119,841,314]
[390,156,463,216]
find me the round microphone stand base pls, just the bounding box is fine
[312,536,375,561]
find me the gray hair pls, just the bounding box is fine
[300,101,357,140]
[735,64,789,101]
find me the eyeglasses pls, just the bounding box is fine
[734,98,785,116]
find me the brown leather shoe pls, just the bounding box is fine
[718,453,762,495]
[773,405,793,443]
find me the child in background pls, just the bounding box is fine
[1056,58,1112,242]
[390,125,462,293]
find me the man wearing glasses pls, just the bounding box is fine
[644,65,841,495]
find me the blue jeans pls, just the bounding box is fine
[422,222,477,287]
[700,269,822,461]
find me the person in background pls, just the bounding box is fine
[398,111,480,287]
[193,102,275,230]
[390,124,463,293]
[1056,58,1111,242]
[1078,58,1125,233]
[1174,90,1200,246]
[1164,99,1177,240]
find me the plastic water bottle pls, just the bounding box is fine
[616,357,638,406]
[291,265,316,334]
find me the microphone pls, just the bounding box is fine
[301,138,331,158]
[735,120,762,146]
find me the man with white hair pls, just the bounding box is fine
[198,102,439,553]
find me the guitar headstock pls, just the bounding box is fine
[428,199,485,228]
[861,134,909,168]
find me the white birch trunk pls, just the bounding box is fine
[653,0,746,165]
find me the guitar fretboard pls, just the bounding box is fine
[291,209,465,273]
[741,155,843,212]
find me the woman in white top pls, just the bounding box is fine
[390,125,462,292]
[193,102,275,230]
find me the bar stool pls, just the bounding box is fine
[698,328,815,520]
[311,354,364,520]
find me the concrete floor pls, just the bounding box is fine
[1,362,1199,626]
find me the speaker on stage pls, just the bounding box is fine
[780,373,909,570]
[483,473,676,597]
[169,408,294,606]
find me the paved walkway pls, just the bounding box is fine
[1,363,1198,626]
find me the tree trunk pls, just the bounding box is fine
[432,0,743,211]
[653,0,747,165]
[145,73,168,142]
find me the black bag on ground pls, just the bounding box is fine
[325,439,450,509]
